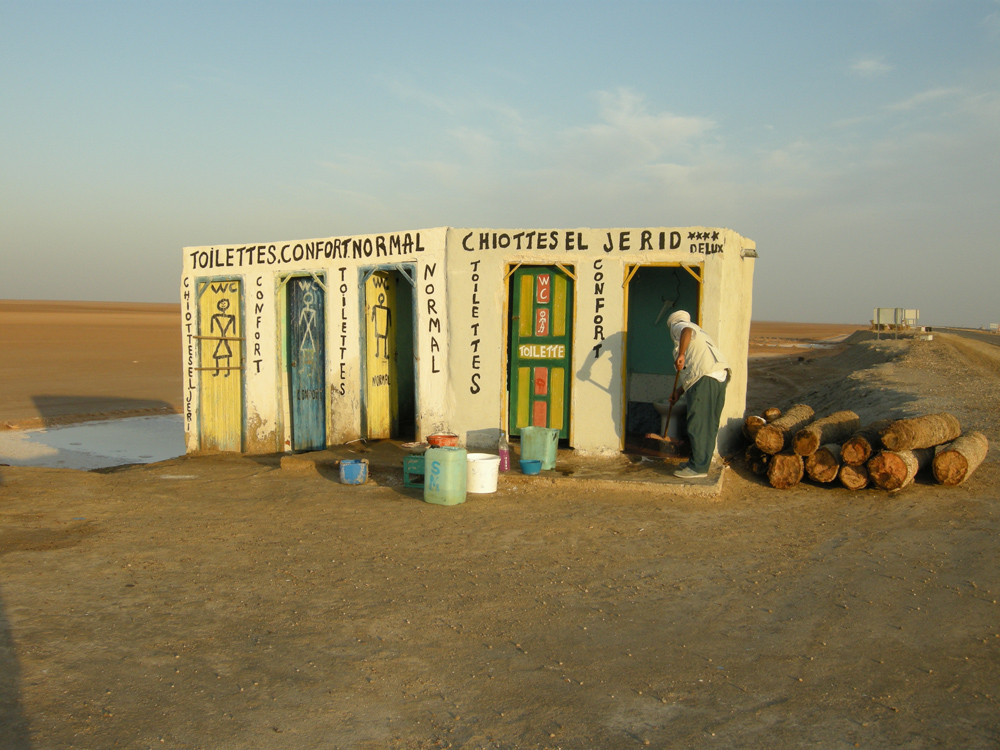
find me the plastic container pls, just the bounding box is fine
[427,432,459,447]
[520,426,559,470]
[423,446,467,505]
[339,458,368,485]
[498,430,511,472]
[466,453,500,493]
[519,459,542,475]
[402,454,425,488]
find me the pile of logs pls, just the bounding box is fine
[743,406,989,491]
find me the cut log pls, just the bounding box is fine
[745,445,771,476]
[932,431,989,486]
[767,452,804,489]
[755,404,815,455]
[792,410,861,456]
[838,463,869,491]
[867,448,934,492]
[763,407,782,422]
[841,419,893,466]
[879,413,961,451]
[805,443,842,483]
[743,415,767,442]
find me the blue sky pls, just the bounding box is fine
[2,0,998,325]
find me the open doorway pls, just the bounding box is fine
[623,264,702,452]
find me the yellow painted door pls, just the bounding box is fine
[364,271,397,438]
[198,280,243,451]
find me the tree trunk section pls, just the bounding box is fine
[932,431,989,486]
[841,419,893,466]
[805,443,841,483]
[755,404,815,455]
[743,415,766,442]
[879,413,961,451]
[867,448,934,492]
[745,445,770,476]
[763,407,782,422]
[767,452,804,489]
[839,463,869,491]
[793,410,861,456]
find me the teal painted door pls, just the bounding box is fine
[287,276,326,451]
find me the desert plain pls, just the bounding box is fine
[1,300,999,749]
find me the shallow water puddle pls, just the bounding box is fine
[0,415,185,470]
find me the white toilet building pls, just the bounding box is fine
[180,226,756,458]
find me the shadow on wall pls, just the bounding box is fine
[0,586,30,749]
[30,395,177,427]
[466,428,501,452]
[576,331,625,439]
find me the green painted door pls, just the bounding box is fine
[508,267,573,439]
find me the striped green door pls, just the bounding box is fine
[508,267,573,439]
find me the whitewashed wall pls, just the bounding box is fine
[181,226,756,457]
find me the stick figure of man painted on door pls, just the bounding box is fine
[371,292,392,359]
[211,298,236,376]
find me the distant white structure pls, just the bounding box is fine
[872,307,919,331]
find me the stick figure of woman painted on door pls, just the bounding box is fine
[371,292,392,359]
[211,298,236,376]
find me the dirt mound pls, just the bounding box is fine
[747,336,915,423]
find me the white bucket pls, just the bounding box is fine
[466,453,500,493]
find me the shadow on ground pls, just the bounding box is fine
[0,586,30,749]
[26,395,176,428]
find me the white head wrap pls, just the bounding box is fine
[666,309,691,341]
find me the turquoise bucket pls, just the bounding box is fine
[423,447,467,505]
[339,458,368,485]
[520,426,558,470]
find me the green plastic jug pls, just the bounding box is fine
[423,446,467,505]
[520,426,558,470]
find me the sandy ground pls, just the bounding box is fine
[0,301,182,429]
[2,302,999,749]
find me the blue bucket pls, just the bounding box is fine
[519,459,542,475]
[339,458,368,485]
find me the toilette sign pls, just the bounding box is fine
[518,343,566,359]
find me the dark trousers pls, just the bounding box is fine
[685,375,728,473]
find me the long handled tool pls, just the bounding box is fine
[660,369,680,439]
[645,370,684,452]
